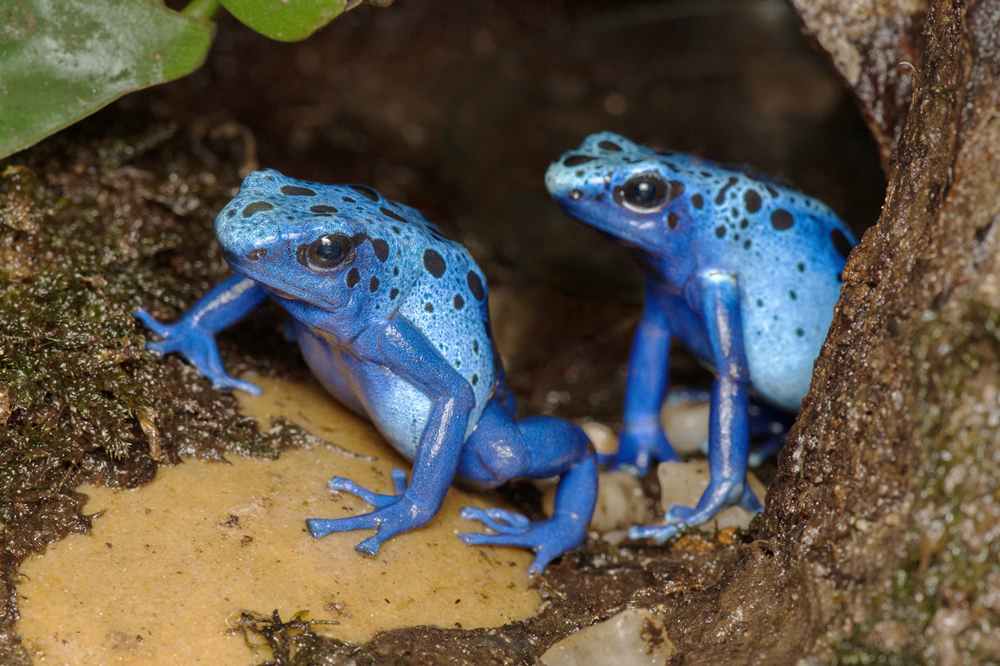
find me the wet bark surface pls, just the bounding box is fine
[2,0,996,664]
[670,1,999,662]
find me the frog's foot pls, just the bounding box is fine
[628,479,762,544]
[307,471,430,555]
[326,468,408,508]
[458,507,530,534]
[604,427,680,476]
[459,507,587,575]
[133,309,261,395]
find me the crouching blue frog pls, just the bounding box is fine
[546,132,856,542]
[136,170,597,573]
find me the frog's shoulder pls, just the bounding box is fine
[397,231,488,314]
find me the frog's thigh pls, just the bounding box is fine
[458,401,591,487]
[457,401,527,488]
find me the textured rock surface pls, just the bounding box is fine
[540,608,674,666]
[791,0,927,164]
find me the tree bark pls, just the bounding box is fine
[668,1,1000,662]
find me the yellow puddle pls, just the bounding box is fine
[16,375,539,665]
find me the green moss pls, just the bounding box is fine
[0,117,313,657]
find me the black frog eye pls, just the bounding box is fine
[301,233,353,271]
[617,173,668,212]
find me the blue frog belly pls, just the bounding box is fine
[660,282,834,413]
[295,325,489,460]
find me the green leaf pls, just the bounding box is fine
[0,0,214,160]
[220,0,348,42]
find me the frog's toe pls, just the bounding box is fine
[595,451,619,467]
[306,514,378,539]
[389,468,408,494]
[133,308,170,337]
[739,484,763,513]
[664,504,697,524]
[144,339,172,356]
[630,503,707,543]
[210,373,262,396]
[628,522,682,543]
[748,436,783,468]
[459,515,586,574]
[355,536,382,556]
[328,475,400,509]
[460,506,530,535]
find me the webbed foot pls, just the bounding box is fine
[307,469,432,555]
[459,506,587,574]
[602,427,680,476]
[134,308,261,395]
[628,478,762,544]
[326,468,407,508]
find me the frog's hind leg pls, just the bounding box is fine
[457,402,597,574]
[747,403,794,467]
[666,388,792,467]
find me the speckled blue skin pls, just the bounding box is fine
[546,132,856,542]
[135,169,597,573]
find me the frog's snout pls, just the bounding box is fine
[544,160,567,197]
[545,157,587,201]
[214,201,282,263]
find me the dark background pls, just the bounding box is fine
[157,0,885,421]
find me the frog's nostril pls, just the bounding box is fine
[563,154,596,167]
[247,248,267,261]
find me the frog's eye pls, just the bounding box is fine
[300,233,353,272]
[616,173,668,212]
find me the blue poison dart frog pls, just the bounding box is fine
[546,132,856,543]
[135,170,597,574]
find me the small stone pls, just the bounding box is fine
[661,398,710,455]
[540,607,674,666]
[657,460,767,530]
[542,470,652,532]
[580,420,617,456]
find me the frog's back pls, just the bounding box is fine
[676,159,855,409]
[393,219,496,412]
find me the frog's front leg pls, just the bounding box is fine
[134,275,268,395]
[630,271,758,543]
[613,279,680,474]
[307,318,474,555]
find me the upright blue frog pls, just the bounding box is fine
[136,169,597,573]
[546,132,856,542]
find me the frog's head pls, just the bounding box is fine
[216,169,397,317]
[546,132,688,255]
